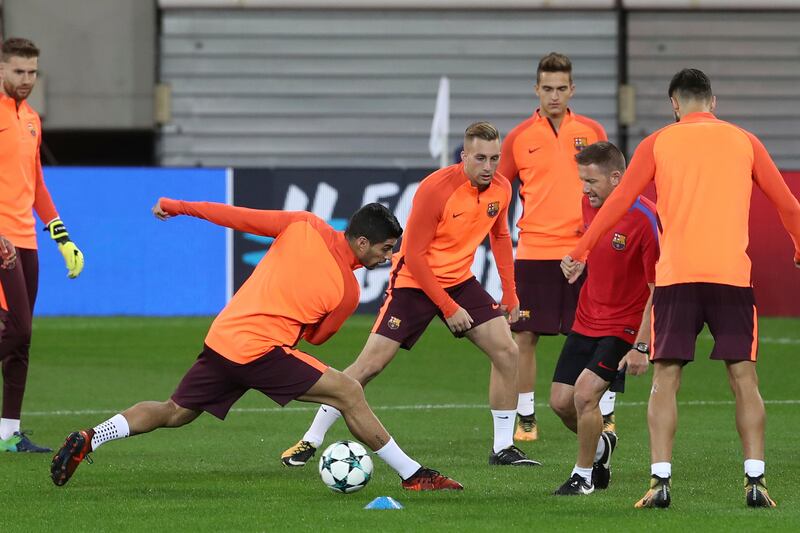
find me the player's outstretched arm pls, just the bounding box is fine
[155,197,314,238]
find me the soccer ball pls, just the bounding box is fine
[319,440,373,494]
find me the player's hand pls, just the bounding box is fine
[58,242,85,278]
[560,255,585,284]
[620,349,649,376]
[152,199,171,220]
[445,307,474,334]
[0,235,17,270]
[502,304,520,324]
[46,219,85,279]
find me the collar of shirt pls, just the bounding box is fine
[533,107,574,126]
[331,231,362,271]
[679,111,716,123]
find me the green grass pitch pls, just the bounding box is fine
[4,316,800,531]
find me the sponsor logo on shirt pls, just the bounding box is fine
[574,137,588,151]
[486,201,500,218]
[611,232,627,250]
[387,316,402,330]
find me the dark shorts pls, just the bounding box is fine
[371,277,503,350]
[651,283,758,363]
[511,259,585,336]
[552,332,628,392]
[171,345,327,419]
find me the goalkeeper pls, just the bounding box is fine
[0,37,84,453]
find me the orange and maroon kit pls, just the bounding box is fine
[0,92,60,419]
[372,163,517,348]
[159,199,362,418]
[498,109,606,335]
[570,112,800,363]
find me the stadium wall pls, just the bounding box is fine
[33,167,800,317]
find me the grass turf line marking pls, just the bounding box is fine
[24,398,800,417]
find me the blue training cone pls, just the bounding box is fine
[364,496,404,510]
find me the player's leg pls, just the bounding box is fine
[554,335,624,495]
[466,314,539,466]
[635,284,701,509]
[0,249,49,453]
[600,390,616,432]
[284,287,434,466]
[550,333,597,433]
[51,346,239,486]
[294,333,401,454]
[299,366,462,490]
[705,284,774,507]
[514,330,539,440]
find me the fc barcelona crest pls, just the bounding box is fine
[611,232,627,250]
[387,316,402,330]
[486,201,500,218]
[574,137,588,151]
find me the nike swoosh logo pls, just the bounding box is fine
[498,416,509,419]
[0,128,8,133]
[598,361,615,371]
[528,147,541,153]
[452,212,464,218]
[492,304,500,310]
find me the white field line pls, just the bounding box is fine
[24,399,800,417]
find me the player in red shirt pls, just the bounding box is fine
[552,142,659,495]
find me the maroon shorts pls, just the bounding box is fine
[171,345,328,419]
[371,277,503,350]
[511,259,585,336]
[651,283,758,363]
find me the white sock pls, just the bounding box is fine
[302,405,341,447]
[91,414,130,450]
[491,409,515,453]
[599,391,616,416]
[594,435,607,461]
[651,462,671,478]
[375,437,422,480]
[744,459,765,478]
[517,392,535,416]
[0,418,20,440]
[571,465,594,484]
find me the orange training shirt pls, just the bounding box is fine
[0,94,58,249]
[570,112,800,287]
[390,162,517,318]
[160,199,362,364]
[498,109,606,259]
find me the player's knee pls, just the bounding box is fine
[0,330,30,354]
[163,399,197,427]
[573,386,596,414]
[492,340,519,368]
[346,358,387,385]
[333,374,367,411]
[550,393,573,421]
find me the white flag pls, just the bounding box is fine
[428,76,450,168]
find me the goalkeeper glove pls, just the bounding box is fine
[46,218,85,279]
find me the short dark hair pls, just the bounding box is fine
[345,203,402,243]
[464,121,500,143]
[575,141,626,174]
[537,52,572,84]
[2,38,40,61]
[668,68,712,102]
